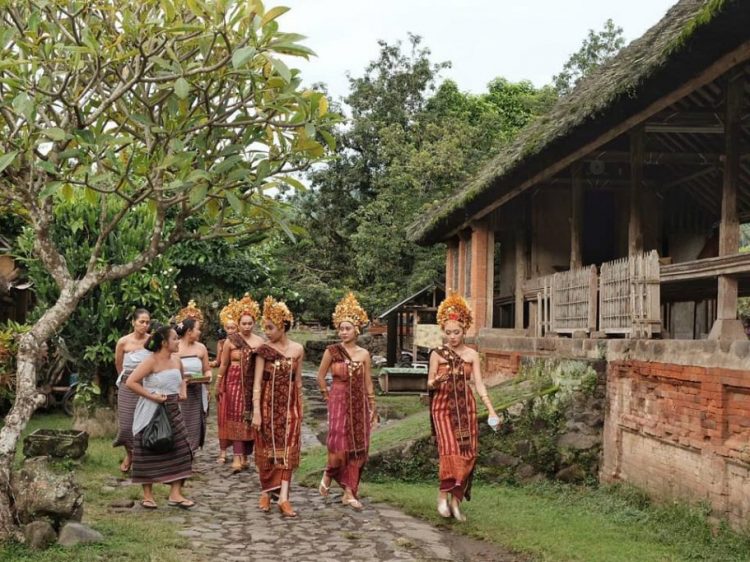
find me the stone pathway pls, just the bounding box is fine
[160,385,522,562]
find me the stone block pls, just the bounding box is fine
[58,522,103,547]
[23,520,57,550]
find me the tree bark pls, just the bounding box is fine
[0,286,80,540]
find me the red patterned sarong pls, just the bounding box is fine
[325,344,371,497]
[430,346,477,501]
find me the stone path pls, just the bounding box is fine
[160,386,522,562]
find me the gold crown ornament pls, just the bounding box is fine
[332,292,369,333]
[436,292,472,331]
[262,296,294,329]
[236,293,261,321]
[174,299,204,324]
[219,298,242,327]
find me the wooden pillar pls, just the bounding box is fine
[457,235,468,295]
[386,313,397,367]
[629,125,645,257]
[469,220,491,335]
[445,241,456,291]
[710,71,745,340]
[514,202,527,331]
[570,162,584,269]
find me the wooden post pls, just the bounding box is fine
[412,311,418,365]
[469,220,491,334]
[514,215,527,331]
[710,70,745,340]
[386,313,397,367]
[629,125,645,257]
[570,162,584,268]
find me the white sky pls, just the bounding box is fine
[280,0,677,101]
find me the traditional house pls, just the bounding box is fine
[411,0,750,529]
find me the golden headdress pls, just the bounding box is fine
[236,293,261,321]
[332,292,369,332]
[437,292,472,330]
[219,298,241,327]
[174,299,204,324]
[262,296,293,328]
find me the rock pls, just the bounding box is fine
[109,499,135,508]
[555,464,586,483]
[23,520,57,550]
[22,429,89,459]
[12,457,84,526]
[73,408,117,439]
[514,440,532,457]
[488,451,521,468]
[58,522,103,547]
[557,432,600,450]
[516,463,537,480]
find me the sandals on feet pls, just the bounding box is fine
[258,494,271,512]
[216,453,227,464]
[437,498,451,518]
[141,499,158,510]
[318,475,331,497]
[278,500,297,518]
[167,499,195,510]
[342,497,363,511]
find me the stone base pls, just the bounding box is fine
[708,318,747,341]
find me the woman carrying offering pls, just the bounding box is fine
[175,301,212,453]
[317,293,376,510]
[213,310,238,464]
[113,308,151,473]
[251,297,304,517]
[216,295,263,472]
[126,324,194,510]
[428,292,500,522]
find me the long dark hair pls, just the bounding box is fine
[175,318,197,338]
[144,323,172,352]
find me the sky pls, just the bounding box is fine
[279,0,677,101]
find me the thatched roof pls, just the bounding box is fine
[411,0,750,244]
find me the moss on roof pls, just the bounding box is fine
[410,0,739,244]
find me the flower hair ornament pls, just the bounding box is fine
[262,296,294,329]
[234,293,261,322]
[436,292,472,331]
[332,292,369,334]
[174,299,204,324]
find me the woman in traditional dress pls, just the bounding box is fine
[251,296,304,517]
[217,295,264,472]
[316,292,376,510]
[213,314,238,463]
[113,308,151,473]
[127,323,194,509]
[428,292,500,522]
[175,301,212,454]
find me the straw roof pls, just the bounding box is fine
[410,0,749,244]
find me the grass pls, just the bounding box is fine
[1,411,195,561]
[362,480,750,562]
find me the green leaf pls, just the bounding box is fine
[279,175,306,191]
[84,187,99,205]
[12,93,33,119]
[261,6,289,26]
[61,183,74,201]
[269,57,291,83]
[174,77,190,99]
[189,184,208,207]
[225,191,244,214]
[43,127,67,141]
[232,46,256,68]
[38,181,63,200]
[0,150,18,173]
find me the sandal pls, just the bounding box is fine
[318,475,331,497]
[167,499,195,510]
[258,493,271,512]
[141,499,158,510]
[342,497,363,511]
[230,458,243,474]
[216,452,227,464]
[278,500,297,518]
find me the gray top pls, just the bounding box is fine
[132,368,182,436]
[116,348,152,388]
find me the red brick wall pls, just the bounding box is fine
[602,360,750,527]
[483,351,521,382]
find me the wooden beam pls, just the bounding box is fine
[629,125,645,256]
[661,252,750,282]
[514,202,527,330]
[660,166,719,190]
[447,40,750,238]
[582,151,750,165]
[570,162,584,269]
[644,123,724,134]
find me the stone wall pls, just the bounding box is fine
[476,329,750,529]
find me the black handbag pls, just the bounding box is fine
[142,403,174,453]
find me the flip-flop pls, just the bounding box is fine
[141,499,158,510]
[168,499,195,509]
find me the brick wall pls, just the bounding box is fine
[482,350,522,382]
[601,360,750,527]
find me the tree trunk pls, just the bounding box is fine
[0,286,80,540]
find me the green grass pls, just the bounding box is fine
[2,411,196,561]
[362,480,750,562]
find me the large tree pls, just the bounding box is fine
[0,0,334,538]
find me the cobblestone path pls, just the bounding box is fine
[163,413,521,562]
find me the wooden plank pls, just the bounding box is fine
[661,252,750,282]
[446,40,750,238]
[629,125,645,256]
[515,229,526,330]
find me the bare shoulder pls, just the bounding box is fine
[355,346,371,361]
[290,340,305,357]
[196,342,208,356]
[463,347,479,362]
